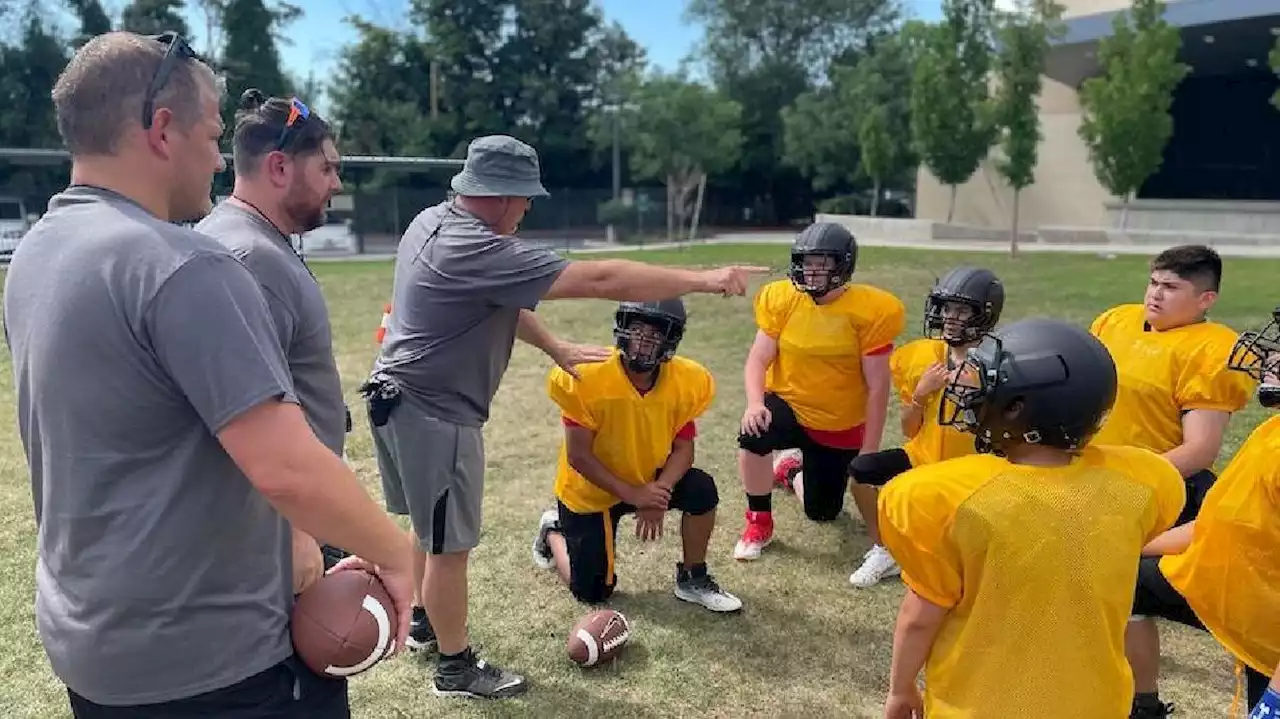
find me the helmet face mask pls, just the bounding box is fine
[613,304,684,373]
[925,297,988,346]
[790,251,852,297]
[1229,309,1280,408]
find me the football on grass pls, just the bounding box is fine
[291,569,399,679]
[566,608,631,667]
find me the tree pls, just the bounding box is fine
[623,72,743,240]
[911,0,1000,222]
[119,0,189,37]
[220,0,295,124]
[685,0,898,224]
[781,83,862,193]
[1077,0,1188,228]
[66,0,113,46]
[992,0,1064,256]
[1271,36,1280,111]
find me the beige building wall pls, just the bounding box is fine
[914,0,1150,230]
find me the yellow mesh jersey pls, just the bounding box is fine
[548,353,715,514]
[878,446,1186,718]
[1161,414,1280,675]
[1090,304,1254,453]
[890,338,976,466]
[754,279,905,431]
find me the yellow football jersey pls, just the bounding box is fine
[1089,304,1254,454]
[890,338,976,466]
[878,446,1185,718]
[548,353,715,514]
[754,279,905,432]
[1161,414,1280,676]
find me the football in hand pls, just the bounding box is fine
[291,569,399,679]
[566,608,631,667]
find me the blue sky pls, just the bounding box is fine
[181,0,945,94]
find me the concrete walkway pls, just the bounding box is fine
[305,231,1280,262]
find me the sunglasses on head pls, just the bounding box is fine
[141,31,201,130]
[274,97,312,152]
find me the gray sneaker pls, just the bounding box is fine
[531,508,559,570]
[433,648,528,699]
[674,563,743,613]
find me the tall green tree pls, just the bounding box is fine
[685,0,898,223]
[1270,36,1280,111]
[1077,0,1188,227]
[911,0,999,223]
[66,0,113,46]
[119,0,189,37]
[220,0,296,123]
[992,0,1064,256]
[622,71,743,239]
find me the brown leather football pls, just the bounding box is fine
[566,608,631,667]
[291,569,399,679]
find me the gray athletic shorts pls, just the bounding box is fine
[370,394,485,555]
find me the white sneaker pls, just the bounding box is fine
[531,509,559,570]
[849,545,900,588]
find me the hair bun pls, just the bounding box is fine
[238,88,266,111]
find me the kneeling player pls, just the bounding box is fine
[734,222,905,561]
[531,300,742,613]
[1127,307,1280,719]
[878,318,1185,719]
[847,266,1004,588]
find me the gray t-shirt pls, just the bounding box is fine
[3,186,298,705]
[196,202,346,455]
[374,201,567,426]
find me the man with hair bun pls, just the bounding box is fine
[4,33,413,718]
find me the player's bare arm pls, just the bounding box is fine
[901,363,950,438]
[1163,409,1231,476]
[542,259,768,301]
[1141,521,1196,557]
[741,330,778,435]
[219,399,414,574]
[885,589,948,718]
[862,353,892,455]
[516,309,611,379]
[565,425,670,510]
[638,437,697,542]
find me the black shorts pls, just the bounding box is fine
[849,448,913,487]
[556,467,718,605]
[1177,469,1216,527]
[68,655,349,719]
[738,392,860,522]
[1133,557,1269,706]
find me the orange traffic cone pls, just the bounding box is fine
[374,303,391,344]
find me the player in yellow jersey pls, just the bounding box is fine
[733,222,905,561]
[1126,307,1280,718]
[878,318,1186,719]
[846,266,1004,589]
[1090,245,1254,528]
[530,299,742,613]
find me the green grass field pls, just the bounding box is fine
[0,243,1273,718]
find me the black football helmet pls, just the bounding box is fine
[939,317,1118,455]
[614,299,686,373]
[1228,306,1280,408]
[924,267,1005,346]
[789,222,856,298]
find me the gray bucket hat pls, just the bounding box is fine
[449,135,550,198]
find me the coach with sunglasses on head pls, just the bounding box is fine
[3,31,413,719]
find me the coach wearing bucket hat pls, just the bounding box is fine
[364,134,765,700]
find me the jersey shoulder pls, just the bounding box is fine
[893,338,947,366]
[1092,303,1144,335]
[844,283,907,316]
[665,355,714,384]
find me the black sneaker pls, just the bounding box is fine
[433,647,528,699]
[1131,698,1175,718]
[405,607,437,653]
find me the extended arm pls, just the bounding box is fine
[1163,409,1230,477]
[888,589,949,701]
[862,353,892,455]
[744,330,778,406]
[655,436,695,491]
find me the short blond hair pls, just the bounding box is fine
[52,31,223,156]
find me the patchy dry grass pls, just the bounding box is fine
[1,244,1275,718]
